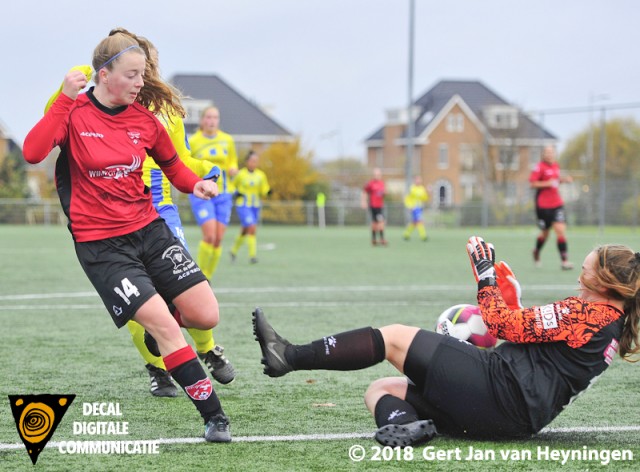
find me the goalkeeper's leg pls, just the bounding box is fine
[365,377,437,447]
[253,308,422,376]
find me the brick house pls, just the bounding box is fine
[364,80,556,207]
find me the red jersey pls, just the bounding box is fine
[529,160,563,209]
[23,90,200,242]
[363,179,385,208]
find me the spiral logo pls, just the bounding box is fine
[9,394,75,465]
[19,402,55,443]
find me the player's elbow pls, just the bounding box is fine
[22,139,48,164]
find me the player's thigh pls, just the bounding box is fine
[236,206,256,228]
[141,219,209,304]
[379,324,421,372]
[74,238,157,328]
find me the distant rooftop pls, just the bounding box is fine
[171,74,293,138]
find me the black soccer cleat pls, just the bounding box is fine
[144,330,161,358]
[252,307,293,377]
[204,414,231,443]
[199,346,236,385]
[145,364,178,398]
[375,419,437,448]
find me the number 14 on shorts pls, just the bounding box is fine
[114,277,140,305]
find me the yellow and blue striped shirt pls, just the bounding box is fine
[141,111,214,207]
[404,184,429,209]
[233,168,270,208]
[188,129,238,195]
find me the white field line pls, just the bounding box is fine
[0,426,639,451]
[0,284,576,302]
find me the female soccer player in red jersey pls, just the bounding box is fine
[23,30,230,442]
[362,167,387,246]
[530,145,574,270]
[253,237,639,447]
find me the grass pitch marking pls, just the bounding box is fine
[1,426,640,450]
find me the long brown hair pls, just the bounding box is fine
[93,28,185,118]
[582,245,640,360]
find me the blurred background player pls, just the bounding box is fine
[189,106,238,280]
[253,237,639,447]
[229,150,271,264]
[362,167,387,246]
[402,175,429,241]
[529,145,574,270]
[25,29,231,442]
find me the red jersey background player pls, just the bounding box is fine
[529,145,574,270]
[362,167,387,246]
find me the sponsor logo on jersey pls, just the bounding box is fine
[185,378,212,400]
[88,155,142,180]
[538,304,558,329]
[127,130,141,145]
[79,131,105,138]
[603,338,619,365]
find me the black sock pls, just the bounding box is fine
[371,230,376,242]
[535,236,546,252]
[164,346,223,423]
[374,394,419,427]
[285,327,385,371]
[558,238,568,261]
[379,230,385,240]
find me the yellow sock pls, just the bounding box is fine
[403,224,412,239]
[187,328,215,354]
[210,246,223,276]
[126,320,165,369]
[197,240,215,279]
[231,234,245,255]
[417,223,427,240]
[247,235,257,258]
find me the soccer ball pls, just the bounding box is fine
[435,304,497,349]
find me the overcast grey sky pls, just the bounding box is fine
[1,0,639,161]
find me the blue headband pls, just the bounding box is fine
[97,45,140,71]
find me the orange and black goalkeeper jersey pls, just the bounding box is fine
[478,285,625,433]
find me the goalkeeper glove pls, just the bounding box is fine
[466,236,496,289]
[44,65,93,114]
[203,165,221,182]
[495,261,523,309]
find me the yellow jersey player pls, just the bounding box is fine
[229,151,271,264]
[188,106,239,279]
[403,175,429,241]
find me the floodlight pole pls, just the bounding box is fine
[405,0,415,194]
[598,107,607,235]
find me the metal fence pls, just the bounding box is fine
[2,188,639,229]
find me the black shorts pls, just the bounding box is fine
[535,206,566,230]
[370,207,384,222]
[403,330,532,439]
[74,218,207,328]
